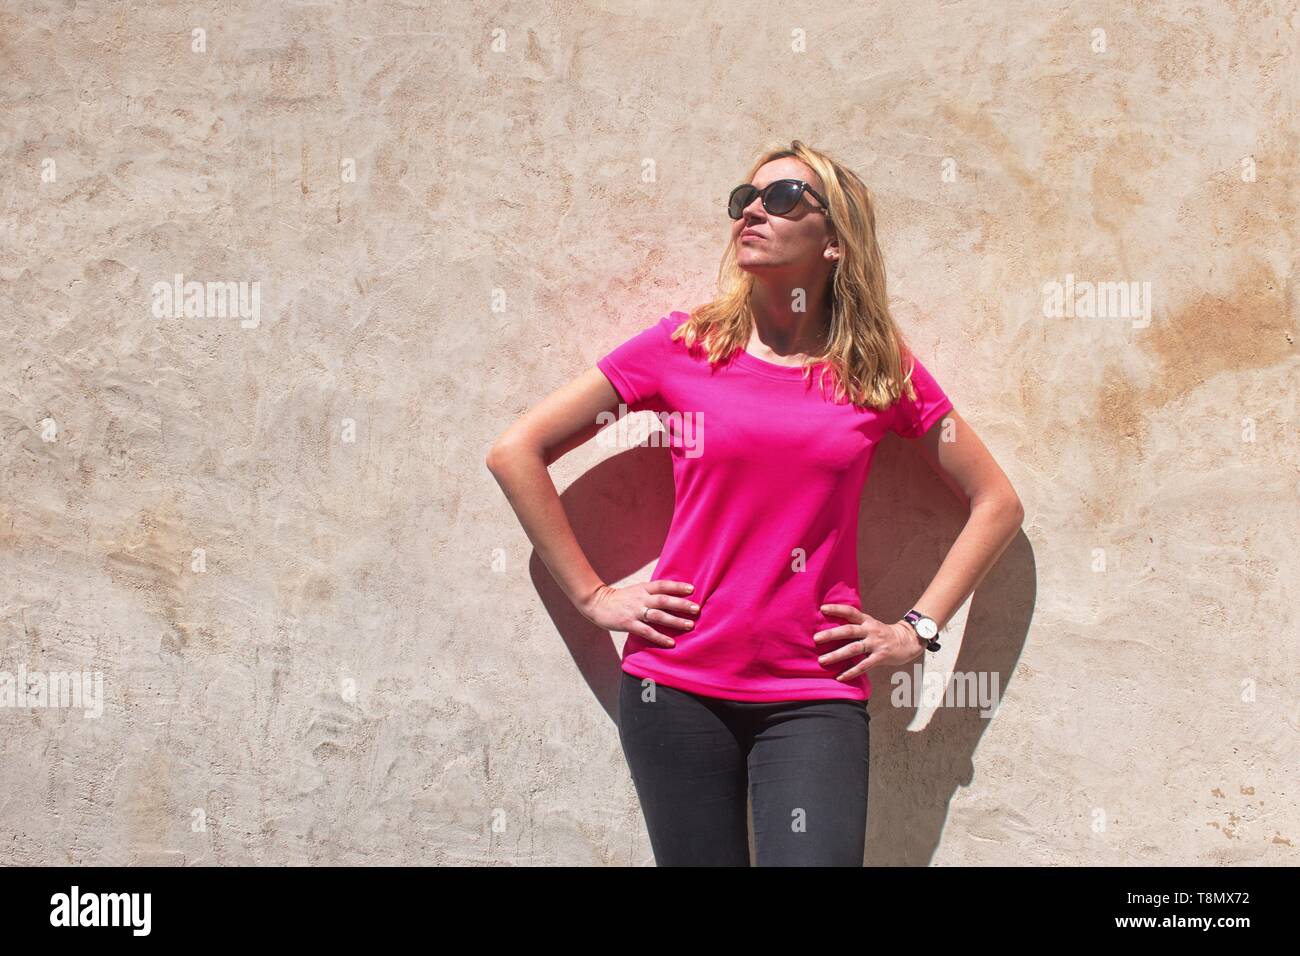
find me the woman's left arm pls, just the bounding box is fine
[817,406,1025,676]
[887,406,1023,657]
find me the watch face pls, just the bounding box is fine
[917,618,938,639]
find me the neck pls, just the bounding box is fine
[747,280,833,359]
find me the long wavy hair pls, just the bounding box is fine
[672,139,926,411]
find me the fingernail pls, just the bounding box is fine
[667,639,676,646]
[686,585,694,592]
[691,604,700,612]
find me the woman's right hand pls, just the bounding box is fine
[581,580,700,647]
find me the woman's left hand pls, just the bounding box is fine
[814,604,924,681]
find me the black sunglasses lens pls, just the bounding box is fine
[728,185,758,219]
[764,181,802,215]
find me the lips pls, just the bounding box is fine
[740,231,766,241]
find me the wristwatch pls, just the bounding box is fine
[902,609,941,651]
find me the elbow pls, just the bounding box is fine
[486,433,540,474]
[975,490,1024,528]
[1005,494,1025,529]
[485,436,512,474]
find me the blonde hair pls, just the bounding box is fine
[673,139,925,410]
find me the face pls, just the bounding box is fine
[730,157,837,277]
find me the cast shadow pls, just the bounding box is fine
[856,435,1036,866]
[528,441,676,719]
[527,427,1036,866]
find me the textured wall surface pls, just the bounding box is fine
[1,1,1296,865]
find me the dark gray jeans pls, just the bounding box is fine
[618,669,870,866]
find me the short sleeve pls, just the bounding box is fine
[891,354,954,438]
[596,315,672,412]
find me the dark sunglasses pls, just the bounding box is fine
[728,179,832,221]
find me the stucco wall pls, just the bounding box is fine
[1,1,1295,865]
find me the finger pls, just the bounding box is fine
[812,624,858,645]
[835,652,883,682]
[649,579,696,597]
[632,621,677,648]
[657,595,701,616]
[643,604,696,631]
[820,603,865,623]
[817,641,870,667]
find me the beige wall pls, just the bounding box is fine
[1,1,1295,865]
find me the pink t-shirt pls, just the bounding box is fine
[596,310,954,702]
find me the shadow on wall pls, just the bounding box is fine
[857,435,1037,866]
[529,442,676,721]
[528,432,1036,867]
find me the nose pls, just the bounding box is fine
[740,196,766,226]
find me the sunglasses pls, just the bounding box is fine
[728,179,832,221]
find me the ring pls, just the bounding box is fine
[640,605,651,621]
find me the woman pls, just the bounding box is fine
[486,140,1024,866]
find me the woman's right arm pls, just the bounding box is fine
[484,367,698,645]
